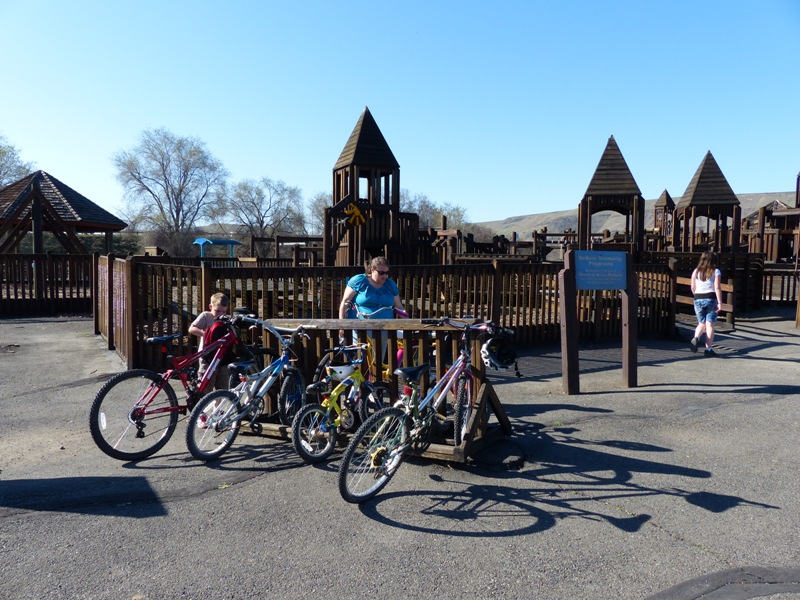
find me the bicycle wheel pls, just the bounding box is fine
[453,373,475,447]
[357,381,392,423]
[291,403,338,463]
[89,369,179,461]
[338,407,408,503]
[312,352,333,385]
[185,390,240,461]
[278,369,306,425]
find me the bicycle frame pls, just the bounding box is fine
[214,319,309,427]
[412,352,470,416]
[317,350,370,428]
[396,319,491,443]
[137,321,245,417]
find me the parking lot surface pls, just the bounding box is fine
[1,311,799,599]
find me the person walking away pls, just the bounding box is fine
[690,251,722,356]
[188,292,232,389]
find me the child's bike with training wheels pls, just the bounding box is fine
[291,344,392,463]
[185,318,312,461]
[338,318,510,503]
[89,308,261,461]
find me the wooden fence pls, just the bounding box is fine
[0,253,93,316]
[94,256,680,377]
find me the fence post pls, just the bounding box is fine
[668,257,677,337]
[92,252,100,335]
[201,261,213,308]
[490,259,502,324]
[106,254,115,350]
[124,257,135,368]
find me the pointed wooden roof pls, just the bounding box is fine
[334,107,399,170]
[0,170,127,231]
[676,151,739,209]
[654,189,675,210]
[583,135,641,198]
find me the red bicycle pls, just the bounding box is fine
[89,309,269,461]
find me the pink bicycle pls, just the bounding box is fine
[89,310,270,461]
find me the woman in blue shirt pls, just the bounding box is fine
[338,256,405,340]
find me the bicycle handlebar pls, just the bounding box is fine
[350,303,409,319]
[237,315,314,341]
[420,317,497,333]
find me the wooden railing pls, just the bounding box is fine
[761,264,798,304]
[0,253,93,316]
[93,256,678,373]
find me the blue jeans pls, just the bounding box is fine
[694,298,718,323]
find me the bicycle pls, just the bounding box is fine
[185,318,312,461]
[291,344,392,463]
[89,309,259,461]
[338,318,502,503]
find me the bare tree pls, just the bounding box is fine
[0,134,35,186]
[400,190,473,230]
[305,191,332,235]
[113,128,227,255]
[224,177,303,235]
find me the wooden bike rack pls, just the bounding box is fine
[250,318,514,463]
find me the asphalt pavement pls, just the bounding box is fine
[1,309,800,600]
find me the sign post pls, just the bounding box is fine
[559,249,638,393]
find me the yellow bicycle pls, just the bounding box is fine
[291,344,392,463]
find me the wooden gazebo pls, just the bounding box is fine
[654,189,675,238]
[323,107,420,266]
[577,136,645,255]
[672,152,741,252]
[0,170,127,254]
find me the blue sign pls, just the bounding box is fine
[575,250,627,290]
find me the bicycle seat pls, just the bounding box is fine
[145,333,182,344]
[394,363,430,383]
[249,347,278,358]
[306,380,329,394]
[229,359,259,370]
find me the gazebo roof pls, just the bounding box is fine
[0,170,127,232]
[333,106,400,171]
[654,189,675,210]
[583,135,642,198]
[676,152,739,210]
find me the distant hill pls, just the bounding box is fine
[478,192,797,239]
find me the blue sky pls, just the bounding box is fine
[1,0,798,224]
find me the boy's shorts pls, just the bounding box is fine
[694,298,718,323]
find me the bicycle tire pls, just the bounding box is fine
[291,403,338,463]
[453,373,474,447]
[278,369,306,426]
[357,381,392,423]
[185,390,240,461]
[312,352,334,385]
[338,406,408,503]
[89,369,179,461]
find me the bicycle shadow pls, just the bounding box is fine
[122,435,308,475]
[0,476,167,517]
[354,425,778,537]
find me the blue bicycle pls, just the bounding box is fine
[185,317,311,461]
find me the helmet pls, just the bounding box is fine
[481,337,517,371]
[326,363,356,381]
